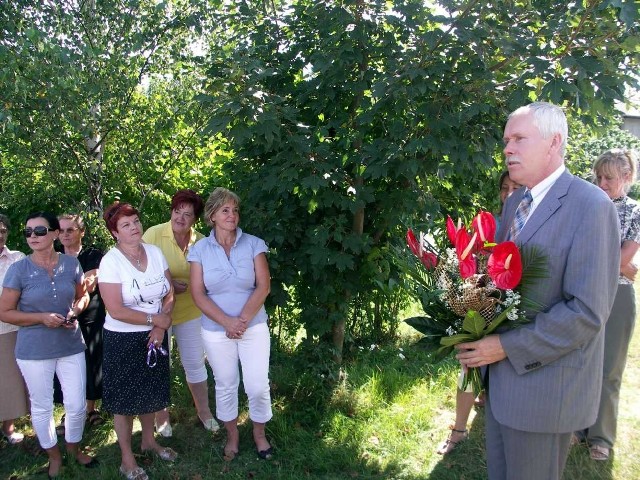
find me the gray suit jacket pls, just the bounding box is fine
[490,170,620,433]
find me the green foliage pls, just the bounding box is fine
[4,325,640,479]
[0,0,638,363]
[567,118,640,195]
[197,0,639,360]
[0,0,227,248]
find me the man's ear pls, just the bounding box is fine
[549,133,563,154]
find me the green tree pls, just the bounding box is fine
[199,0,639,362]
[0,0,221,248]
[568,119,640,181]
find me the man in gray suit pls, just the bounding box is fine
[456,102,620,480]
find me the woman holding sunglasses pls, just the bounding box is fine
[0,212,96,478]
[99,201,176,480]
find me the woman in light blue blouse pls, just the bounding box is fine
[188,187,273,461]
[578,148,640,461]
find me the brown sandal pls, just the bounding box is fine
[222,446,239,461]
[86,410,104,426]
[436,428,468,455]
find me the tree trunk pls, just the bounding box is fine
[84,103,104,213]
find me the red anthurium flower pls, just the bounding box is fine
[420,251,438,270]
[407,229,438,270]
[472,211,496,245]
[487,241,523,289]
[406,228,421,257]
[455,228,477,278]
[446,216,463,246]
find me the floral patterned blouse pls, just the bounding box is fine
[613,195,640,285]
[0,246,25,335]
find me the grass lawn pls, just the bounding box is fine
[1,312,639,479]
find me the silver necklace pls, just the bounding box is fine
[119,244,142,268]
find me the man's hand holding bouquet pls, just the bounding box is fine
[401,211,546,394]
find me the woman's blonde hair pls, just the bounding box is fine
[593,148,639,193]
[58,213,85,231]
[203,187,240,227]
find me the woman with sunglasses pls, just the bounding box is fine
[0,213,28,446]
[57,214,106,427]
[0,212,96,478]
[99,201,176,480]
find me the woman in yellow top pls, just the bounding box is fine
[143,190,218,436]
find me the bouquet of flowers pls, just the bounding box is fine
[401,211,546,394]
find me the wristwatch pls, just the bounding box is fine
[146,314,153,326]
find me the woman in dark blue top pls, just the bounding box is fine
[0,212,97,478]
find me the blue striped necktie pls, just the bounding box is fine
[509,190,533,240]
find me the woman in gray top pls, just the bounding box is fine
[0,212,97,478]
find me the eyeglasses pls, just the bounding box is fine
[60,227,79,234]
[23,226,54,238]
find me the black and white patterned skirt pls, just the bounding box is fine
[102,329,170,416]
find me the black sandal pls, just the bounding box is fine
[257,447,274,460]
[436,428,468,455]
[86,410,104,426]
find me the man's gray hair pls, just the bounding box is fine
[510,102,568,158]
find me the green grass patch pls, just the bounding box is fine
[1,320,639,479]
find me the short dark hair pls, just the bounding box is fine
[498,171,510,190]
[0,213,10,229]
[171,189,205,218]
[26,211,60,230]
[103,201,139,238]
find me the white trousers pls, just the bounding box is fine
[202,322,272,423]
[173,318,208,384]
[17,352,86,449]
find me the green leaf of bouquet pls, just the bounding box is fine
[405,316,449,336]
[484,305,514,334]
[414,336,444,355]
[435,345,454,361]
[519,246,549,294]
[462,310,486,336]
[440,333,475,346]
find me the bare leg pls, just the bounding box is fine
[1,419,23,442]
[113,414,138,472]
[223,419,240,457]
[154,408,172,437]
[253,421,271,452]
[86,400,96,413]
[436,389,474,454]
[189,380,213,422]
[66,441,94,465]
[140,412,164,453]
[453,389,475,432]
[45,444,63,477]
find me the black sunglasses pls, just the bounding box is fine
[23,226,54,238]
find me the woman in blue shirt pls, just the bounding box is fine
[188,187,273,461]
[0,212,96,478]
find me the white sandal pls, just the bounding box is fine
[119,466,149,480]
[2,431,24,445]
[589,444,610,461]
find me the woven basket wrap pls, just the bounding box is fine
[436,265,499,322]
